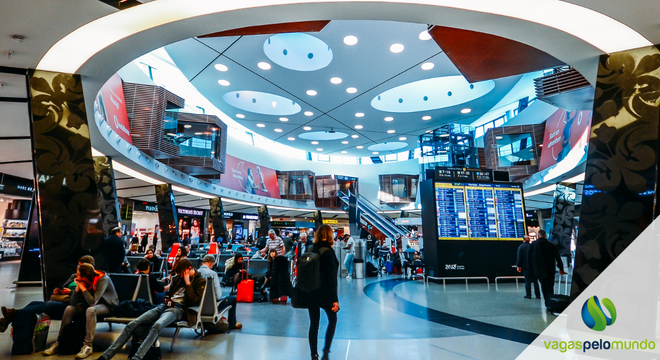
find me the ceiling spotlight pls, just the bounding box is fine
[461,108,472,114]
[384,117,393,121]
[217,80,230,86]
[346,87,357,94]
[372,151,379,155]
[287,137,295,141]
[422,115,432,120]
[355,112,364,117]
[351,135,359,139]
[274,128,283,132]
[166,133,177,137]
[343,35,358,46]
[236,114,245,119]
[194,132,203,135]
[357,146,364,149]
[214,64,228,72]
[304,111,313,116]
[341,141,349,144]
[257,62,271,70]
[387,130,395,133]
[184,124,192,128]
[419,30,432,41]
[421,62,435,70]
[330,77,342,84]
[316,148,323,151]
[272,101,277,107]
[306,90,317,96]
[390,43,404,53]
[354,125,363,129]
[341,151,348,154]
[279,117,288,122]
[496,136,503,140]
[399,137,407,141]
[256,124,266,128]
[311,141,319,145]
[303,126,312,131]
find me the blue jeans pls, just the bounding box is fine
[100,304,185,360]
[344,253,355,276]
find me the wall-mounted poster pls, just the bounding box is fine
[95,73,132,144]
[539,109,592,171]
[220,154,281,198]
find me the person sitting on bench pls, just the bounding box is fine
[198,255,242,330]
[95,258,205,360]
[136,259,168,305]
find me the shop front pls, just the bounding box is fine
[177,206,206,246]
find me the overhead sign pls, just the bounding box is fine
[95,73,132,144]
[222,212,259,220]
[242,214,260,221]
[322,219,339,224]
[270,221,296,227]
[435,167,493,182]
[0,173,35,198]
[177,207,205,217]
[336,175,358,181]
[134,202,158,212]
[220,154,281,199]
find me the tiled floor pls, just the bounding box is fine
[0,261,557,359]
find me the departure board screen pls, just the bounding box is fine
[434,182,526,240]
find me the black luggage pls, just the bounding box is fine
[57,314,86,355]
[547,273,571,314]
[366,261,379,277]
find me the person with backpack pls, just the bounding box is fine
[298,224,339,360]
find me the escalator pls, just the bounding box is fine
[338,190,410,240]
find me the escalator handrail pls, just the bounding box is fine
[338,191,400,238]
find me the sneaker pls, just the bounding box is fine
[233,321,243,330]
[43,342,59,356]
[75,345,93,359]
[346,275,352,280]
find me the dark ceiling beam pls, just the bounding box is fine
[0,160,32,165]
[199,20,330,38]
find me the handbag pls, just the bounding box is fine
[49,294,70,303]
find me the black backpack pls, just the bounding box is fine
[296,247,328,292]
[57,316,86,355]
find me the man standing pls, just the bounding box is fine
[528,230,566,309]
[516,236,540,299]
[343,234,355,280]
[198,255,242,330]
[296,232,310,260]
[260,229,285,257]
[283,231,294,254]
[105,227,126,273]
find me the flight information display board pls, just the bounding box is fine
[434,181,526,240]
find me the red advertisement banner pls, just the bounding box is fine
[539,109,592,171]
[220,154,281,199]
[96,73,132,144]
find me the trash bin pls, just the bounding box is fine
[354,259,364,279]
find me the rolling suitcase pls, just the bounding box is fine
[236,261,254,303]
[385,261,394,274]
[547,273,570,314]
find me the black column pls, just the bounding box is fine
[155,184,179,251]
[94,156,121,237]
[28,70,104,298]
[258,205,270,237]
[314,210,323,231]
[17,196,42,287]
[209,197,228,243]
[548,183,575,258]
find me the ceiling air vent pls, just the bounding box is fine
[533,67,593,111]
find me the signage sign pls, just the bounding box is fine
[0,173,35,198]
[242,214,260,221]
[336,175,358,181]
[177,207,205,217]
[270,221,296,227]
[539,109,592,171]
[322,219,339,224]
[95,73,132,144]
[220,154,281,199]
[435,167,493,182]
[134,202,158,212]
[222,212,259,220]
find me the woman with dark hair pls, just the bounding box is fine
[300,224,339,360]
[170,246,188,279]
[222,253,246,293]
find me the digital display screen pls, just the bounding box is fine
[434,182,526,240]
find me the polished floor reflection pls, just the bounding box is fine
[0,261,558,360]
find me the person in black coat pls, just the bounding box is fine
[528,230,566,309]
[300,224,339,360]
[516,236,540,299]
[270,255,293,301]
[139,233,149,253]
[105,227,126,273]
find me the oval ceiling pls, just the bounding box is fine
[263,33,333,71]
[298,131,348,140]
[371,76,495,113]
[368,142,408,151]
[223,91,301,115]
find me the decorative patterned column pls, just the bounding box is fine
[314,210,323,231]
[209,197,228,243]
[573,45,660,302]
[94,156,121,237]
[548,183,575,257]
[258,205,270,237]
[28,70,104,298]
[155,184,179,251]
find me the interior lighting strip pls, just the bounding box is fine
[171,185,216,199]
[38,0,652,73]
[111,160,165,185]
[524,184,557,197]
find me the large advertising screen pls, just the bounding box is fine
[220,154,281,199]
[539,109,592,171]
[95,74,132,144]
[434,181,526,240]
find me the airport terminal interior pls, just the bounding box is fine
[1,1,660,359]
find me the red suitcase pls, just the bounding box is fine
[237,279,254,303]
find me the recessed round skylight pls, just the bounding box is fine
[354,125,363,129]
[218,79,230,86]
[214,64,228,72]
[299,131,348,141]
[346,87,357,94]
[304,111,313,116]
[303,126,312,131]
[184,124,192,128]
[341,141,349,144]
[461,108,472,114]
[236,114,245,119]
[264,33,333,72]
[356,146,363,149]
[195,132,203,135]
[306,90,317,96]
[372,152,379,155]
[384,117,393,122]
[419,31,432,41]
[399,137,407,141]
[341,151,348,154]
[330,77,342,84]
[422,115,432,120]
[287,137,295,141]
[223,91,300,116]
[316,148,323,151]
[257,62,271,70]
[311,141,319,145]
[274,128,283,132]
[351,135,359,139]
[279,117,288,122]
[256,124,265,128]
[355,112,364,118]
[343,35,358,46]
[390,43,404,53]
[387,130,395,133]
[421,62,434,70]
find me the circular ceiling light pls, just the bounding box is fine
[274,128,283,132]
[368,142,408,151]
[355,112,364,117]
[330,77,342,84]
[306,90,317,96]
[311,141,319,145]
[354,125,363,129]
[387,130,395,133]
[419,31,432,41]
[390,43,404,53]
[303,126,312,131]
[214,64,228,72]
[399,136,407,141]
[351,135,359,138]
[496,136,503,140]
[341,151,348,154]
[257,62,271,70]
[256,124,266,128]
[461,108,472,114]
[422,115,432,120]
[279,117,288,122]
[346,87,357,94]
[194,132,203,135]
[236,114,245,119]
[271,101,277,107]
[421,62,435,70]
[384,116,393,122]
[343,35,358,46]
[341,141,349,144]
[357,146,364,149]
[184,124,192,128]
[299,131,348,140]
[264,33,333,71]
[316,148,323,151]
[372,152,379,155]
[217,79,230,86]
[304,111,313,116]
[287,137,295,141]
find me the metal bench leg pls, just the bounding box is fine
[171,327,181,352]
[200,323,205,339]
[108,323,112,331]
